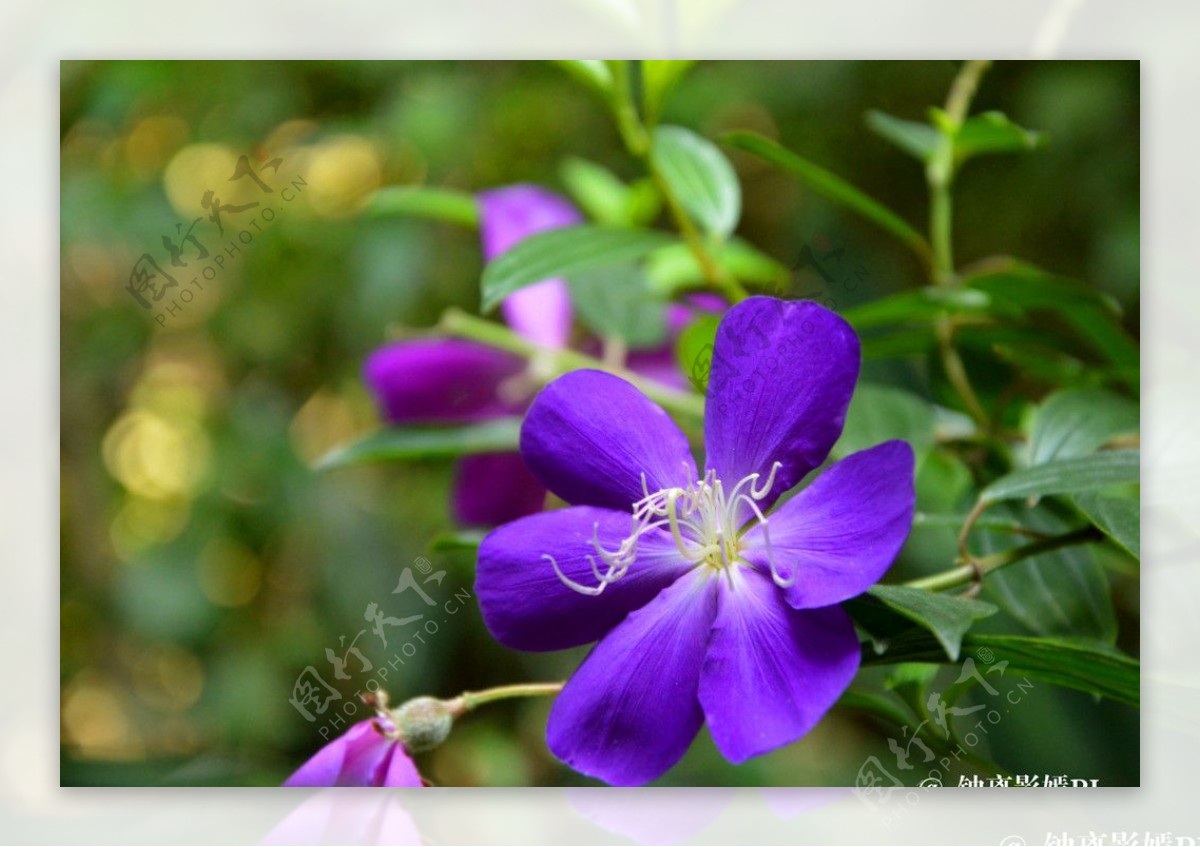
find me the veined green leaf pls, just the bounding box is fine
[566,265,667,348]
[978,503,1117,643]
[651,125,741,240]
[1073,491,1140,560]
[724,131,930,263]
[833,383,936,461]
[480,225,675,313]
[1028,388,1139,465]
[314,418,522,469]
[848,584,998,661]
[364,186,479,228]
[862,632,1138,708]
[963,261,1138,372]
[981,450,1140,503]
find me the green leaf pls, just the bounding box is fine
[862,632,1138,708]
[865,110,941,162]
[963,261,1138,373]
[480,225,675,313]
[833,383,936,460]
[981,450,1140,504]
[977,504,1117,642]
[645,239,788,296]
[314,418,522,469]
[673,313,722,394]
[642,60,695,122]
[1028,388,1138,465]
[954,111,1045,163]
[560,157,661,228]
[560,157,632,226]
[428,530,485,554]
[1073,491,1140,559]
[849,584,997,661]
[651,125,741,240]
[839,285,996,331]
[566,265,668,348]
[363,186,479,228]
[555,60,612,96]
[723,131,930,263]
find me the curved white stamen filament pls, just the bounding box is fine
[547,459,791,593]
[736,492,795,588]
[751,461,784,500]
[544,554,608,596]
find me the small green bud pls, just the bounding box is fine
[392,696,454,753]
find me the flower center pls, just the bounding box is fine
[546,461,795,596]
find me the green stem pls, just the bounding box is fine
[944,60,993,126]
[611,61,649,156]
[903,526,1102,593]
[612,61,748,304]
[448,682,564,715]
[936,318,990,428]
[439,307,705,422]
[926,60,993,428]
[929,183,955,286]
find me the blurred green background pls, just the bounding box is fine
[60,60,1138,786]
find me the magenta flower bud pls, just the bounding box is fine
[283,717,423,788]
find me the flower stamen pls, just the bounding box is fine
[547,460,789,594]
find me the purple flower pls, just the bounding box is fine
[364,185,582,526]
[284,718,423,787]
[479,184,580,349]
[474,297,915,786]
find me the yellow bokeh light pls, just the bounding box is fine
[61,673,143,760]
[101,410,210,500]
[289,387,373,466]
[163,142,263,220]
[302,134,382,218]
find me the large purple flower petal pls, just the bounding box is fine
[520,369,697,511]
[741,440,915,609]
[480,185,582,349]
[363,339,524,425]
[698,568,860,763]
[546,569,717,785]
[704,298,859,510]
[284,721,419,787]
[475,506,695,652]
[453,452,546,526]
